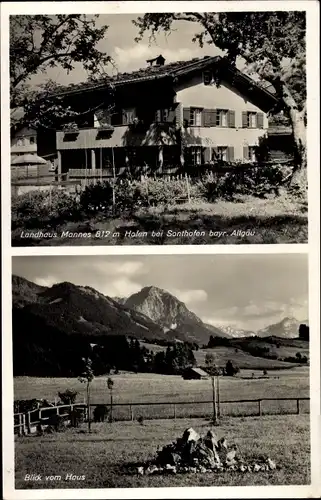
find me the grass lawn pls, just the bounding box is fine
[15,414,310,488]
[11,195,308,246]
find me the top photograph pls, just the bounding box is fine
[10,11,308,247]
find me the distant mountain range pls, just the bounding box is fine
[257,317,309,339]
[12,275,309,376]
[12,275,308,345]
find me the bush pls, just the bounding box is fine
[79,181,113,213]
[58,389,78,405]
[12,189,81,229]
[195,164,294,202]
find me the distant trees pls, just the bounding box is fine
[154,343,196,375]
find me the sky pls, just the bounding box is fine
[28,14,225,88]
[12,254,309,332]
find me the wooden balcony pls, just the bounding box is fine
[57,123,179,150]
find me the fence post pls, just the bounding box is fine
[26,412,31,434]
[297,399,300,415]
[17,414,22,436]
[130,405,134,422]
[258,399,262,416]
[173,404,176,420]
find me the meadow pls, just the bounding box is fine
[14,367,309,420]
[15,414,310,489]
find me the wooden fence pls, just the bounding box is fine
[14,397,309,435]
[14,403,87,436]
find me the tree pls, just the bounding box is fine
[205,353,220,425]
[107,377,114,422]
[10,15,112,130]
[225,359,239,377]
[133,12,307,186]
[299,323,309,341]
[78,357,94,432]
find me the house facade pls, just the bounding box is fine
[53,55,278,178]
[11,126,37,161]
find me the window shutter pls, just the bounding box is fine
[204,147,211,163]
[212,146,219,160]
[203,109,211,127]
[228,110,235,128]
[183,107,190,126]
[210,109,217,127]
[175,103,182,128]
[257,112,264,129]
[243,145,249,160]
[242,111,248,128]
[227,147,234,162]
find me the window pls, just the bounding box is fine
[216,109,228,127]
[16,138,23,146]
[29,136,36,145]
[122,108,136,125]
[248,112,257,128]
[190,147,202,165]
[248,146,257,162]
[155,109,171,122]
[189,107,202,126]
[217,146,228,161]
[203,71,212,85]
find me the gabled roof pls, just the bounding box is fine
[49,55,279,111]
[189,367,209,377]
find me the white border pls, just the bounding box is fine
[1,1,320,499]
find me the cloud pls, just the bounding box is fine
[112,45,203,73]
[116,261,145,276]
[101,278,142,298]
[169,288,208,305]
[34,276,56,288]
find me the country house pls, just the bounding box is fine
[51,55,279,178]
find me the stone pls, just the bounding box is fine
[182,427,200,443]
[165,464,177,474]
[253,464,261,472]
[267,458,276,470]
[137,467,144,475]
[204,430,218,451]
[145,464,159,475]
[239,464,247,472]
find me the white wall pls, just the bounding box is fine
[11,127,37,156]
[176,75,268,160]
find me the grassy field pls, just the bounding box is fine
[15,414,310,488]
[14,367,309,419]
[12,195,308,246]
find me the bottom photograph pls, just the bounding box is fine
[12,253,310,489]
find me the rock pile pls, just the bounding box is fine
[130,427,277,476]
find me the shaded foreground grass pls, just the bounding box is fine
[12,196,308,246]
[15,415,310,488]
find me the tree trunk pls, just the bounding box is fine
[87,383,91,433]
[211,377,218,425]
[281,83,307,188]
